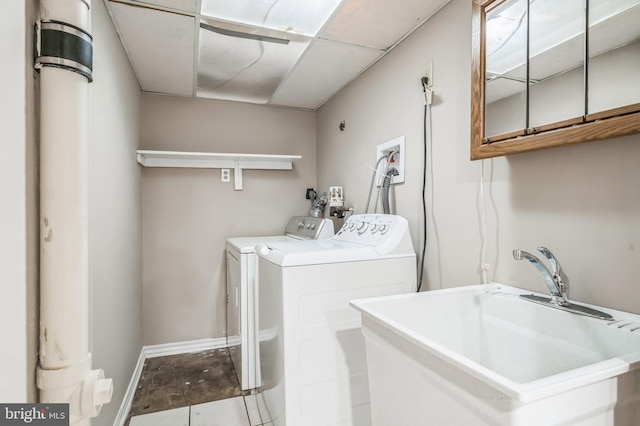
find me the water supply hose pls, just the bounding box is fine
[365,150,397,214]
[382,167,399,214]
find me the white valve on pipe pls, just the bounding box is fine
[81,369,113,418]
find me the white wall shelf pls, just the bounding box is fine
[136,150,302,191]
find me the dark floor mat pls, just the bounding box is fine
[125,347,245,424]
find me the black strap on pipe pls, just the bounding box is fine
[35,20,93,82]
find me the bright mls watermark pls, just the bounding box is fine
[0,404,68,425]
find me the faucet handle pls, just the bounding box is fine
[537,247,559,272]
[537,246,569,293]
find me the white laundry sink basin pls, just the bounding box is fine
[350,284,640,425]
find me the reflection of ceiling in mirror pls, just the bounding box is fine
[485,0,640,104]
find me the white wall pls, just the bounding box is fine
[317,0,640,315]
[1,3,142,415]
[90,1,143,425]
[141,95,316,345]
[0,0,30,403]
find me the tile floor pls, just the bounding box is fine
[125,348,272,426]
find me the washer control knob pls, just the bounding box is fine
[357,222,368,234]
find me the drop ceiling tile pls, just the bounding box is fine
[200,0,343,36]
[270,39,383,109]
[319,0,451,50]
[196,21,310,104]
[109,2,195,96]
[106,0,455,108]
[124,0,197,13]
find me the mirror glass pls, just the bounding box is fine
[471,0,640,159]
[529,0,585,128]
[484,0,527,137]
[484,0,587,138]
[588,0,640,115]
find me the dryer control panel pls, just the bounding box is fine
[333,214,408,247]
[284,216,335,240]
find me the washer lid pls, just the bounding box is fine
[257,239,413,267]
[226,235,292,253]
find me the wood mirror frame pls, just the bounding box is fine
[470,0,640,160]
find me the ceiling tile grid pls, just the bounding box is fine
[105,0,451,109]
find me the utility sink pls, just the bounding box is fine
[350,284,640,425]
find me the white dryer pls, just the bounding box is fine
[256,214,416,426]
[226,216,334,390]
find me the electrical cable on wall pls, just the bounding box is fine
[417,77,433,292]
[479,160,490,284]
[479,158,500,285]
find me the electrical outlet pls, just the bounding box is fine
[424,61,434,86]
[376,136,405,186]
[221,168,230,183]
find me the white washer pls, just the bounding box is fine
[256,214,416,426]
[226,216,334,390]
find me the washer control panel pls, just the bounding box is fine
[284,216,335,240]
[333,214,407,246]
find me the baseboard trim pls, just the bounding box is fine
[144,337,228,359]
[113,337,229,426]
[112,349,145,426]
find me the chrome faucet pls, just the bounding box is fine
[512,246,613,320]
[513,247,569,306]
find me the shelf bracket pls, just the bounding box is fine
[234,160,243,191]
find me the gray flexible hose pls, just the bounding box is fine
[365,153,393,213]
[382,167,399,214]
[366,150,398,213]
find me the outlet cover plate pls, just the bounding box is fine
[424,60,434,86]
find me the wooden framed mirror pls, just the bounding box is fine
[471,0,640,160]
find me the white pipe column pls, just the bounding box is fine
[37,0,112,424]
